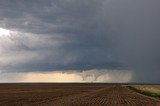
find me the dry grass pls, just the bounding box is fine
[131,85,160,93]
[129,85,160,98]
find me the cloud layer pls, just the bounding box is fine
[0,0,160,82]
[0,69,133,83]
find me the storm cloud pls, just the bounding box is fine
[0,0,160,82]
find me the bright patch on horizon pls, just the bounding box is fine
[0,28,10,36]
[0,69,133,83]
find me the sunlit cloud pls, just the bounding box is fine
[0,28,10,36]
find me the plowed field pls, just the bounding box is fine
[0,84,159,106]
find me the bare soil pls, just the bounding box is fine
[0,83,159,106]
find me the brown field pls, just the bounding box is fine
[0,83,160,106]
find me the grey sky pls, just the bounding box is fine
[0,0,160,82]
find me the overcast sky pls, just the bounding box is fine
[0,0,160,82]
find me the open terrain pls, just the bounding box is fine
[0,83,160,106]
[129,85,160,98]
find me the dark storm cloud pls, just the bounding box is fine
[0,0,160,82]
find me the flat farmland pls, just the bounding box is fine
[129,85,160,98]
[0,83,160,106]
[130,85,160,94]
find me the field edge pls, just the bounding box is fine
[127,86,160,99]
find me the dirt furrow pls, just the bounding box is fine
[37,85,160,106]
